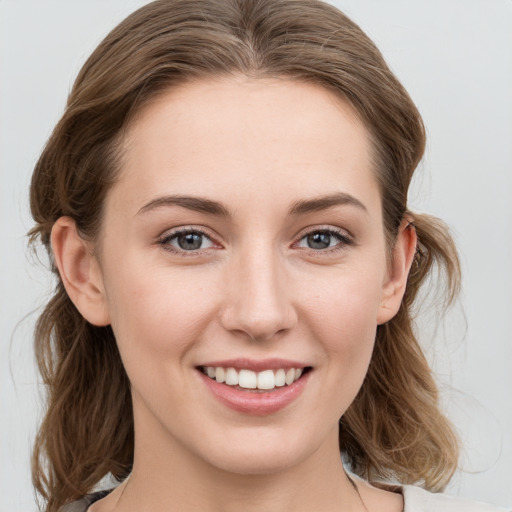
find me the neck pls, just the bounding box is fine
[116,421,363,512]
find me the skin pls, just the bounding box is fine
[52,77,416,512]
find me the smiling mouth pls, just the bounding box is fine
[198,366,312,392]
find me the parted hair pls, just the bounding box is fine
[29,1,461,511]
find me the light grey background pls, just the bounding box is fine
[1,1,511,511]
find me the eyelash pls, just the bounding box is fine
[157,226,354,256]
[294,226,354,255]
[158,227,218,256]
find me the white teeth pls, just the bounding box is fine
[215,367,225,383]
[257,370,275,390]
[274,369,286,387]
[238,369,257,389]
[285,368,295,385]
[203,366,307,390]
[225,367,239,386]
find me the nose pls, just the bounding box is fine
[219,245,298,342]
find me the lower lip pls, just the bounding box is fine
[198,370,311,416]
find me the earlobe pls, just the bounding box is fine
[377,220,418,325]
[51,217,110,326]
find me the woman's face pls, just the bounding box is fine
[91,77,408,475]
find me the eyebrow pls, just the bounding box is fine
[136,192,367,217]
[137,195,230,217]
[288,192,368,215]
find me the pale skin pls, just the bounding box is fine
[51,77,416,512]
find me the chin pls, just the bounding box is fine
[208,448,303,476]
[194,427,321,476]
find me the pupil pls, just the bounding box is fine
[178,233,202,250]
[307,232,331,249]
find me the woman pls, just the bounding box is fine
[28,1,508,511]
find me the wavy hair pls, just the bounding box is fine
[29,1,460,510]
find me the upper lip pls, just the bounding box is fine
[197,358,311,372]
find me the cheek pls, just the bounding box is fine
[303,268,383,376]
[305,265,383,335]
[103,261,219,362]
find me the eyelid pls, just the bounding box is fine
[156,224,354,256]
[293,225,354,252]
[157,225,222,255]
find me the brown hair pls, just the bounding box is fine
[29,1,460,510]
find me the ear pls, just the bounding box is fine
[51,217,110,326]
[377,219,417,325]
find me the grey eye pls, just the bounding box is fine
[163,231,214,251]
[306,232,332,249]
[176,233,204,250]
[298,230,344,250]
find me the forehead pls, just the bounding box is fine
[111,76,380,217]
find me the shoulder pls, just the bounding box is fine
[402,485,510,512]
